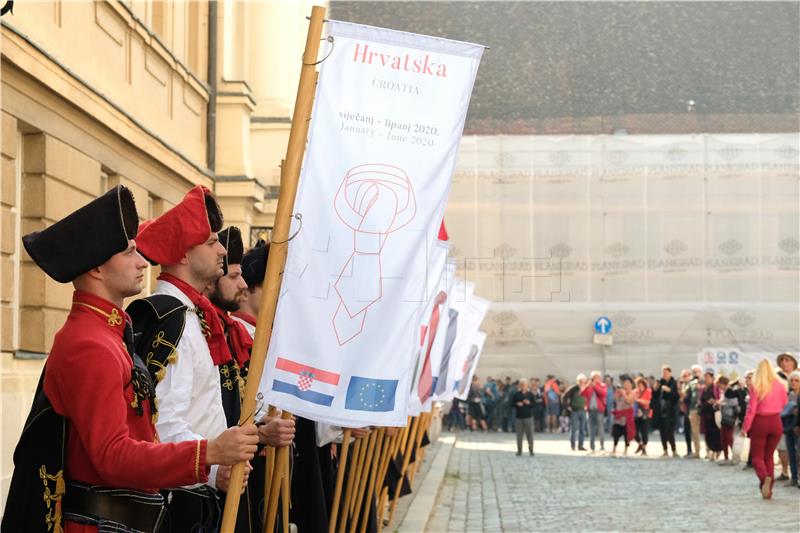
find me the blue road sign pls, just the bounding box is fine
[594,316,612,334]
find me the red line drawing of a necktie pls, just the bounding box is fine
[332,164,416,345]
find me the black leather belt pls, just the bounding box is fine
[63,482,166,533]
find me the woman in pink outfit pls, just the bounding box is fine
[742,358,789,499]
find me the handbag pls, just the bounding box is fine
[732,431,749,463]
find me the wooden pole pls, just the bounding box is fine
[347,432,371,519]
[328,429,352,533]
[337,437,363,533]
[407,413,431,484]
[377,424,409,532]
[370,434,392,533]
[219,5,326,531]
[349,429,381,533]
[261,406,278,526]
[357,428,386,533]
[262,445,275,526]
[386,417,419,526]
[263,411,292,532]
[372,431,395,504]
[281,459,290,533]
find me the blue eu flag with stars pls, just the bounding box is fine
[345,376,398,412]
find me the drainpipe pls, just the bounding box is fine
[206,0,218,173]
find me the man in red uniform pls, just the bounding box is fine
[132,187,292,531]
[2,185,260,533]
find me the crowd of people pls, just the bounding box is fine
[447,352,800,499]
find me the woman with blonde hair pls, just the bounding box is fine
[742,358,788,499]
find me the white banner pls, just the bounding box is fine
[407,241,452,416]
[438,288,489,401]
[697,347,766,379]
[262,21,484,426]
[431,279,474,401]
[455,331,488,400]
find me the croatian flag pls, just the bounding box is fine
[271,357,340,407]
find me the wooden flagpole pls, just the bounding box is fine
[386,416,420,526]
[337,437,363,533]
[407,413,431,484]
[346,432,371,520]
[262,407,278,524]
[357,428,387,533]
[281,461,290,533]
[328,429,352,533]
[349,429,382,533]
[377,422,410,532]
[220,5,327,531]
[263,411,292,533]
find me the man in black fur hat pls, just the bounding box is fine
[205,228,295,532]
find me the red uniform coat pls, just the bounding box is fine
[44,291,210,533]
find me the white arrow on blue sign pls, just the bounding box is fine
[594,316,612,334]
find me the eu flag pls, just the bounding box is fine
[345,376,398,412]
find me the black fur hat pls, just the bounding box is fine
[22,185,139,283]
[218,226,243,275]
[241,239,269,287]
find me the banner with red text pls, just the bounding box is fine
[261,21,484,426]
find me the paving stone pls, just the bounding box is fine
[425,431,800,532]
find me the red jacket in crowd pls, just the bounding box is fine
[580,381,608,412]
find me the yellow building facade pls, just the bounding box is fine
[0,0,323,511]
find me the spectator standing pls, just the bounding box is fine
[512,379,535,456]
[531,378,546,432]
[678,368,694,457]
[686,365,704,458]
[781,371,800,486]
[700,371,723,461]
[467,375,488,431]
[558,381,571,433]
[544,375,560,433]
[774,353,797,481]
[741,370,755,469]
[794,373,800,489]
[563,374,589,451]
[717,376,740,465]
[604,376,615,434]
[581,371,608,452]
[742,359,788,499]
[633,377,652,456]
[484,376,498,431]
[497,381,511,432]
[448,398,466,432]
[507,378,520,431]
[611,377,636,456]
[653,365,680,457]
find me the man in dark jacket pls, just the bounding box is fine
[653,365,680,457]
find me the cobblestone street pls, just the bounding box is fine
[426,432,800,532]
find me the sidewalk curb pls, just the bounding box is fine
[396,435,456,533]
